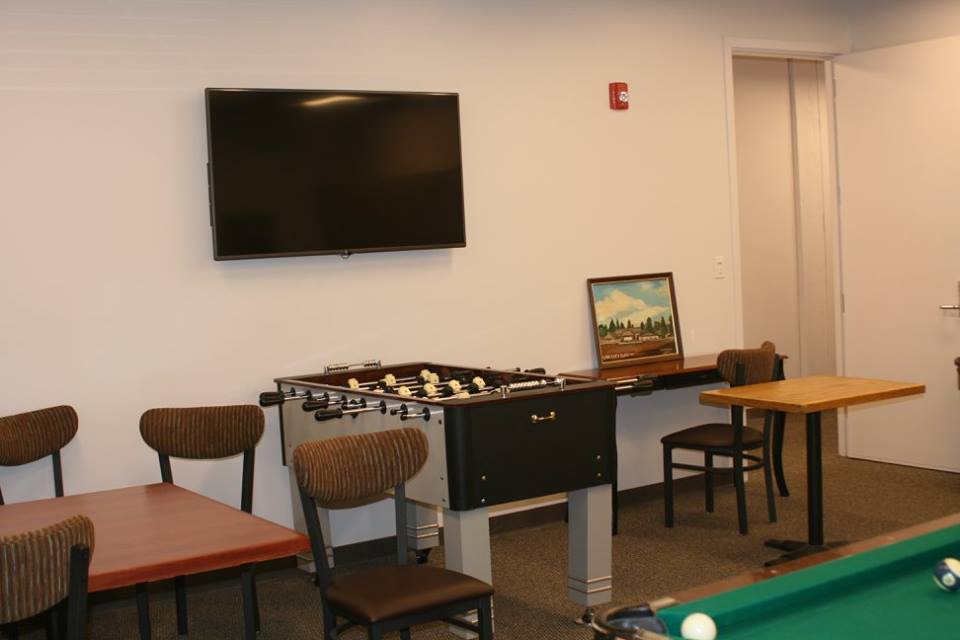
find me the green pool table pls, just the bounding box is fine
[655,514,960,639]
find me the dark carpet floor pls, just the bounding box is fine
[15,414,960,638]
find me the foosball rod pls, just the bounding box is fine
[344,369,440,391]
[314,400,430,422]
[614,377,656,394]
[259,388,318,407]
[323,359,382,374]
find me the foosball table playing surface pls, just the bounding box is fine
[260,361,618,611]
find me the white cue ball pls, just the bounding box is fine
[681,612,717,640]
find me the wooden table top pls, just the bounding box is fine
[700,375,925,413]
[562,354,719,382]
[0,483,309,592]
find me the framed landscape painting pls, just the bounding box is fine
[587,272,683,368]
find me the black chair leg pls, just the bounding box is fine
[663,446,674,527]
[251,574,261,632]
[733,451,748,535]
[57,600,67,640]
[704,452,714,513]
[174,575,188,635]
[773,410,789,496]
[368,626,383,640]
[136,583,151,640]
[762,423,778,523]
[65,545,88,640]
[400,629,412,640]
[478,597,493,640]
[45,607,60,640]
[241,565,257,640]
[322,600,336,640]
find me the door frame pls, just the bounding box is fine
[722,37,851,451]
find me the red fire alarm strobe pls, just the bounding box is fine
[609,82,629,110]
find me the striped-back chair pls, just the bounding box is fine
[0,405,79,505]
[294,428,493,640]
[662,341,785,535]
[0,514,94,640]
[138,405,265,638]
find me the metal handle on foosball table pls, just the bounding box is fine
[530,410,556,423]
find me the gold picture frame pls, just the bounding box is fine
[587,272,683,368]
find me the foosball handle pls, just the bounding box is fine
[314,408,345,422]
[258,391,286,407]
[524,367,546,374]
[302,399,331,411]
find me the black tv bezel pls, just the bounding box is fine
[204,87,467,261]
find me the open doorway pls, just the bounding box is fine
[731,55,837,380]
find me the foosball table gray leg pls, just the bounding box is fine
[406,502,440,562]
[443,507,493,638]
[567,484,613,609]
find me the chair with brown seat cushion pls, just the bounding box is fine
[0,405,78,505]
[662,342,783,535]
[294,428,493,640]
[138,405,264,639]
[0,514,94,640]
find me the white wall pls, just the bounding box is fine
[0,0,850,543]
[848,0,960,51]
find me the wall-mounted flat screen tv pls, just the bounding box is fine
[205,88,466,260]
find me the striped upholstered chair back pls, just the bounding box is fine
[0,514,94,637]
[293,428,428,509]
[293,428,428,579]
[0,405,79,505]
[717,340,778,387]
[139,405,264,460]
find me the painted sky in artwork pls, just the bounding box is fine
[592,278,672,327]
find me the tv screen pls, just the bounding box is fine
[205,88,466,260]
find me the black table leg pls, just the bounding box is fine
[772,410,789,496]
[806,411,824,546]
[764,410,847,565]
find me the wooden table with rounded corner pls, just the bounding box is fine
[0,483,309,639]
[700,375,925,563]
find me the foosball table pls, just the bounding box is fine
[260,360,617,612]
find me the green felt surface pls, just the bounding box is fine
[658,525,960,639]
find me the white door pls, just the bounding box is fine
[835,36,960,471]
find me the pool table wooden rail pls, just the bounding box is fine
[664,512,960,605]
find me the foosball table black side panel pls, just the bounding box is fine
[442,387,617,511]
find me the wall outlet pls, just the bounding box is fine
[714,256,726,279]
